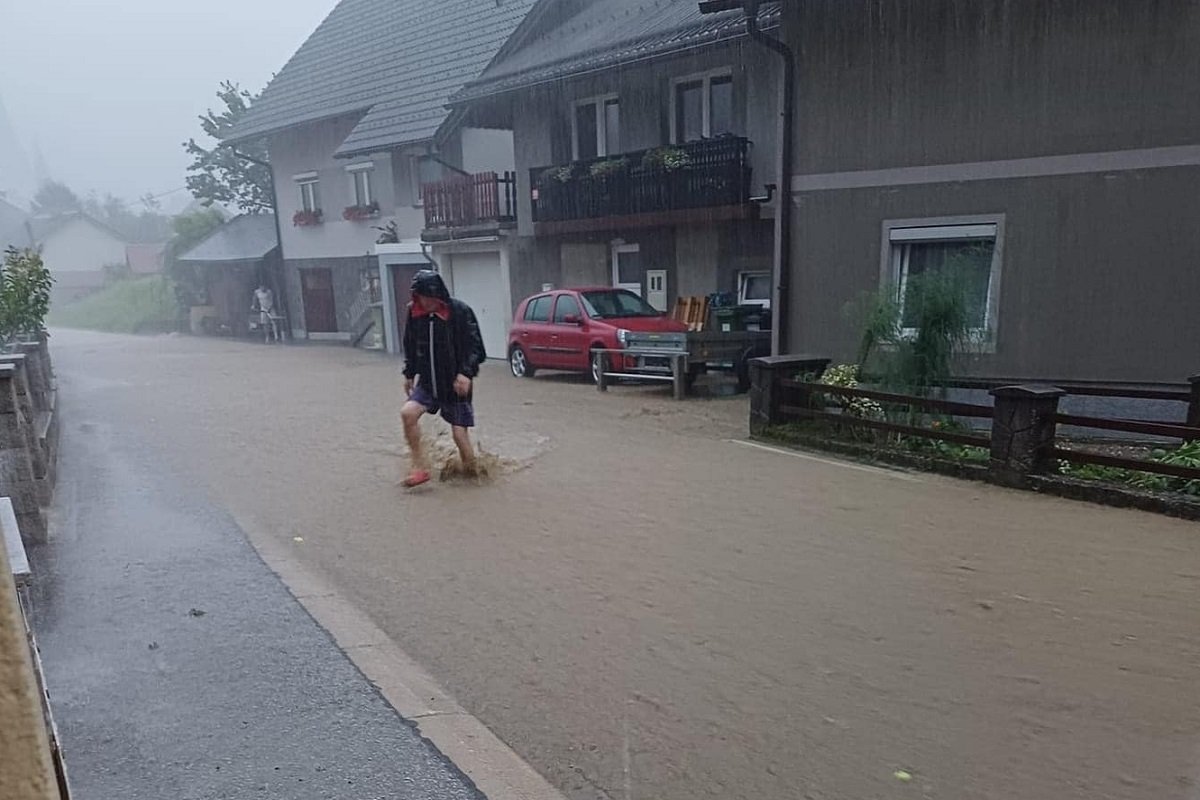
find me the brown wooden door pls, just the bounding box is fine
[301,268,337,333]
[391,264,421,355]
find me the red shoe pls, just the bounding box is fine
[402,470,431,488]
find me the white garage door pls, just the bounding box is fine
[449,252,508,360]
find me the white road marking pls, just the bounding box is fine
[726,439,923,482]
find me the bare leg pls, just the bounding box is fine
[401,400,428,473]
[451,425,476,473]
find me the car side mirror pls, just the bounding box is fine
[563,314,582,325]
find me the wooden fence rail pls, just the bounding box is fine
[751,356,1200,493]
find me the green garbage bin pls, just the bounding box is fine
[714,306,747,332]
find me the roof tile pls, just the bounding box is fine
[453,0,780,105]
[227,0,538,153]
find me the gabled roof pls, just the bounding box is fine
[226,0,538,156]
[1,212,125,251]
[176,214,279,263]
[0,197,29,247]
[452,0,781,105]
[0,196,29,247]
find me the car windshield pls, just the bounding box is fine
[580,290,661,319]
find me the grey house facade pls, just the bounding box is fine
[779,0,1200,384]
[450,0,783,325]
[226,0,537,352]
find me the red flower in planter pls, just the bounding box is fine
[342,201,380,221]
[293,209,323,227]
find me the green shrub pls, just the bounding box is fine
[0,247,54,344]
[1059,442,1200,496]
[49,275,179,334]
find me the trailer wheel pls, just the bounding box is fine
[735,349,755,393]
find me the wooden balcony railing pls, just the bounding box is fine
[530,136,753,224]
[422,171,517,230]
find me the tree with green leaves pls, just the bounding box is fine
[32,180,82,216]
[163,208,226,311]
[0,247,54,344]
[183,81,273,213]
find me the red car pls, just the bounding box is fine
[508,287,688,382]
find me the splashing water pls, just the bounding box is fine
[419,428,518,485]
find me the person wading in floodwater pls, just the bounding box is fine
[400,270,487,488]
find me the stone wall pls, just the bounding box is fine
[0,331,63,799]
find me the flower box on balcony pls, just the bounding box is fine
[342,201,381,222]
[293,209,324,227]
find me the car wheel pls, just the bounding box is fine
[510,345,535,378]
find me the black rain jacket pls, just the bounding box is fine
[402,271,486,400]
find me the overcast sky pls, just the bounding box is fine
[3,0,337,208]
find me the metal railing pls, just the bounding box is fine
[530,136,752,223]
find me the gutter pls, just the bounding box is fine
[700,0,793,355]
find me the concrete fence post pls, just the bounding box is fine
[748,355,831,435]
[0,366,43,543]
[989,385,1066,488]
[36,331,52,385]
[15,344,48,414]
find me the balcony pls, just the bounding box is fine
[530,136,756,235]
[421,171,517,241]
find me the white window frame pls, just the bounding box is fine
[611,242,641,296]
[345,162,374,207]
[879,214,1006,349]
[293,173,321,213]
[738,271,772,308]
[571,94,620,160]
[669,68,734,144]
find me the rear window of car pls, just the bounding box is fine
[525,295,552,322]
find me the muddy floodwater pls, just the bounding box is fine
[55,329,1200,800]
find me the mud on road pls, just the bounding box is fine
[55,330,1200,800]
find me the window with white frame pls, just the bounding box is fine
[411,156,444,206]
[611,242,641,295]
[572,95,620,160]
[886,220,1002,337]
[738,272,771,308]
[294,173,321,213]
[346,163,374,207]
[672,70,734,143]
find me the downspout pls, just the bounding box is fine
[420,241,440,270]
[740,1,796,355]
[705,0,792,355]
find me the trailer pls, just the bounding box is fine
[683,329,772,392]
[618,329,771,395]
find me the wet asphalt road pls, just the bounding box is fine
[27,355,482,799]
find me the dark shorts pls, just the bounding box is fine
[409,384,475,428]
